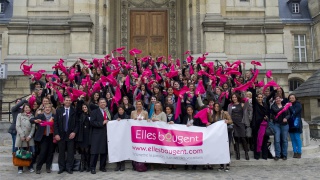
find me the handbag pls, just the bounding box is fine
[13,153,32,167]
[132,161,148,172]
[15,142,33,160]
[290,117,301,129]
[73,159,81,171]
[13,142,32,167]
[265,121,275,136]
[245,127,252,137]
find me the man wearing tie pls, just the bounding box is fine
[54,96,78,174]
[90,98,112,174]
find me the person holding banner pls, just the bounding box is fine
[182,105,202,170]
[90,98,112,174]
[112,106,130,171]
[210,103,233,172]
[151,101,167,122]
[131,100,148,120]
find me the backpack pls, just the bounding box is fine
[132,161,148,172]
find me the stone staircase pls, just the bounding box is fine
[0,137,319,171]
[1,76,30,122]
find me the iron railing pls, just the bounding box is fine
[2,94,30,122]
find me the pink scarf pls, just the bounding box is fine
[257,120,267,152]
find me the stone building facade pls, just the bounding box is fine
[0,0,320,115]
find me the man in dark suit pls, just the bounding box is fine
[54,96,79,174]
[90,98,112,174]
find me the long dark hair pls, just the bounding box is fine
[82,103,91,115]
[186,105,194,119]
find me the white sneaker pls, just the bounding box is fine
[29,168,35,173]
[18,170,23,174]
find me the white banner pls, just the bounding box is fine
[107,119,230,165]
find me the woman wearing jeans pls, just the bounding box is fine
[288,94,303,159]
[270,95,290,160]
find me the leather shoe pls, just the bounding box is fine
[46,169,51,173]
[100,168,107,172]
[36,170,41,174]
[91,169,96,174]
[66,170,73,174]
[57,170,64,174]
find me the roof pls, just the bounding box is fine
[279,0,312,24]
[294,69,320,97]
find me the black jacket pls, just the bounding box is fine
[54,106,79,140]
[76,113,91,143]
[90,108,113,154]
[30,113,55,142]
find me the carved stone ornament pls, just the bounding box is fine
[120,0,177,58]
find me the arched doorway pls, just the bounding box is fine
[109,0,187,60]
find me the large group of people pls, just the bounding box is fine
[8,49,303,174]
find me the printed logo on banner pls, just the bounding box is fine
[131,126,203,146]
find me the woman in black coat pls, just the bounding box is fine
[77,103,91,172]
[181,105,204,170]
[30,104,55,174]
[112,106,130,171]
[249,87,270,160]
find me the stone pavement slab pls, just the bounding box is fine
[1,162,319,180]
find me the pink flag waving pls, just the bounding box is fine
[176,59,181,67]
[125,75,130,92]
[275,103,292,119]
[256,80,265,88]
[263,80,279,93]
[186,56,193,63]
[113,46,126,54]
[113,86,122,105]
[195,80,206,95]
[251,61,262,66]
[189,65,194,75]
[129,48,142,56]
[196,56,206,64]
[20,60,33,76]
[194,108,209,124]
[79,58,90,67]
[266,70,272,78]
[166,71,179,78]
[174,88,190,120]
[40,121,54,127]
[54,87,64,103]
[135,92,142,100]
[29,95,36,107]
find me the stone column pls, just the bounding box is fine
[202,0,226,61]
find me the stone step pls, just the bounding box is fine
[1,154,320,172]
[0,146,11,154]
[0,143,319,163]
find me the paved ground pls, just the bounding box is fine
[1,162,319,180]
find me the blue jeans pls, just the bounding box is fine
[289,132,302,154]
[273,123,289,157]
[10,133,16,153]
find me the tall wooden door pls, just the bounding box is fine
[130,11,168,58]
